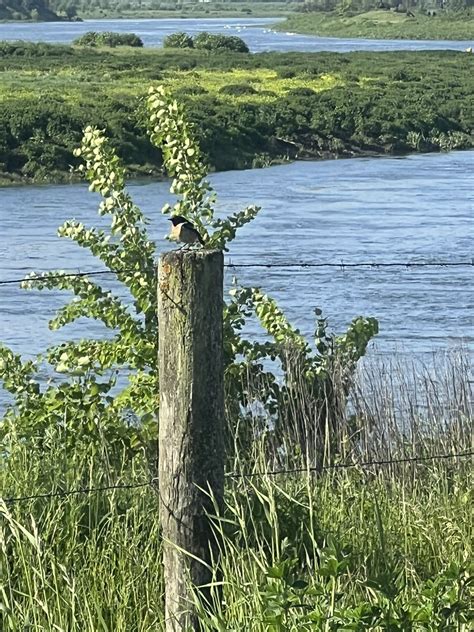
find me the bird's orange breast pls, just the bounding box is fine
[169,223,182,241]
[169,223,200,244]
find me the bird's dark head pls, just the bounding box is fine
[168,215,188,226]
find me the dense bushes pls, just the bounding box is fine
[0,40,74,57]
[0,95,161,182]
[162,32,194,49]
[163,31,250,53]
[73,31,144,47]
[194,32,250,53]
[219,84,257,96]
[0,46,472,183]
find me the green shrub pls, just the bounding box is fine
[219,84,257,96]
[279,68,296,79]
[0,47,473,183]
[193,32,249,53]
[163,32,194,49]
[0,40,73,57]
[287,87,316,97]
[73,32,143,48]
[174,85,208,96]
[161,31,249,53]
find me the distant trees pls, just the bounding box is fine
[0,0,62,20]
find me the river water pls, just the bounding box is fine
[1,151,472,371]
[0,17,472,52]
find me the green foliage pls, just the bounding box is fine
[0,46,472,185]
[146,85,260,250]
[294,0,473,11]
[0,85,266,470]
[2,337,472,628]
[193,31,250,53]
[0,40,74,57]
[3,442,471,629]
[0,449,162,629]
[73,31,144,47]
[252,553,473,630]
[219,83,258,96]
[163,31,194,49]
[0,83,378,468]
[163,31,249,53]
[225,286,378,455]
[0,124,158,456]
[444,0,472,13]
[42,0,291,21]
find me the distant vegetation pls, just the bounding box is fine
[279,3,474,40]
[164,31,249,52]
[0,42,472,184]
[73,31,144,47]
[3,0,473,31]
[292,0,472,10]
[46,0,292,20]
[0,0,64,21]
[4,0,472,35]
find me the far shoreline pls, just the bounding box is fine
[1,146,472,189]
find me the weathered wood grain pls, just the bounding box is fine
[158,249,224,631]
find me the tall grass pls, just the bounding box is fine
[1,352,472,630]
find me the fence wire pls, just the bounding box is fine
[3,449,473,505]
[0,259,473,287]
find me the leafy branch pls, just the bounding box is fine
[147,85,260,250]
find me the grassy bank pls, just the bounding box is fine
[277,9,474,41]
[2,354,472,629]
[0,42,473,184]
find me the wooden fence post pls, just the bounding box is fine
[157,249,225,631]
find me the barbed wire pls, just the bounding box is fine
[0,259,472,287]
[225,261,474,269]
[0,268,143,287]
[227,450,474,479]
[3,480,156,504]
[3,450,472,505]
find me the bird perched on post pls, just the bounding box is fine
[168,215,204,248]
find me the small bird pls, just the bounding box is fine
[168,215,204,248]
